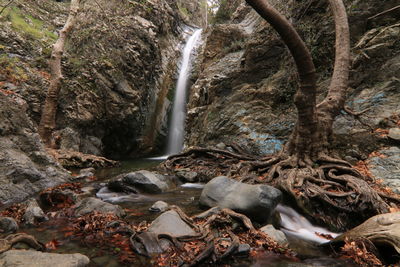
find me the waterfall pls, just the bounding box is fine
[165,29,202,155]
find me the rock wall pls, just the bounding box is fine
[185,0,400,158]
[0,93,70,205]
[0,0,203,159]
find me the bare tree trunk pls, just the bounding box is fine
[246,0,350,162]
[245,0,318,161]
[38,0,82,146]
[314,0,350,157]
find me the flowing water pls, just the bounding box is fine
[165,28,202,155]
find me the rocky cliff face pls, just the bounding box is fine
[0,0,205,159]
[185,0,400,160]
[0,92,70,205]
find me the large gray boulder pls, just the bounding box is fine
[148,210,196,237]
[200,176,282,222]
[0,250,89,267]
[121,170,169,193]
[74,197,125,217]
[368,147,400,194]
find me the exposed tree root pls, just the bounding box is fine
[131,206,294,266]
[164,147,400,231]
[0,233,44,253]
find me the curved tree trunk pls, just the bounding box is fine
[246,0,350,162]
[38,0,82,146]
[244,0,318,160]
[314,0,351,157]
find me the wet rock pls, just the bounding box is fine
[74,168,95,180]
[74,197,125,217]
[259,224,288,246]
[200,176,282,223]
[0,250,89,267]
[388,128,400,141]
[368,147,400,193]
[0,217,18,234]
[236,243,250,255]
[148,210,196,237]
[122,170,169,193]
[149,201,169,213]
[107,180,138,194]
[176,170,198,182]
[22,199,48,225]
[95,187,144,203]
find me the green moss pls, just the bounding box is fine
[3,7,57,41]
[0,55,29,84]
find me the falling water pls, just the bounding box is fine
[166,29,202,155]
[276,204,340,243]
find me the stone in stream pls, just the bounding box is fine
[148,210,196,237]
[149,201,169,212]
[74,197,125,217]
[176,169,198,182]
[0,217,18,234]
[200,176,282,223]
[0,250,89,267]
[121,170,169,193]
[22,199,48,225]
[259,224,289,246]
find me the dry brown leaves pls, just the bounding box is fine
[69,211,137,264]
[341,238,383,266]
[0,203,27,223]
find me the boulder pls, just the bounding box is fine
[74,197,125,217]
[388,128,400,141]
[0,250,89,267]
[368,147,400,193]
[149,201,169,213]
[22,199,48,225]
[148,210,196,237]
[200,176,282,222]
[259,224,288,246]
[122,170,169,193]
[176,170,198,183]
[0,217,18,234]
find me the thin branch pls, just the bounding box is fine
[368,5,400,21]
[0,0,15,16]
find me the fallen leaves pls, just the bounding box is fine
[341,238,383,266]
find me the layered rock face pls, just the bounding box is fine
[0,0,205,159]
[0,93,69,205]
[185,0,400,158]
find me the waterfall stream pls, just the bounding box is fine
[165,29,202,155]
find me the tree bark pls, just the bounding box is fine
[314,0,350,157]
[38,0,82,146]
[246,0,350,161]
[245,0,318,160]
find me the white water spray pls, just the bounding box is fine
[276,204,340,243]
[165,29,202,155]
